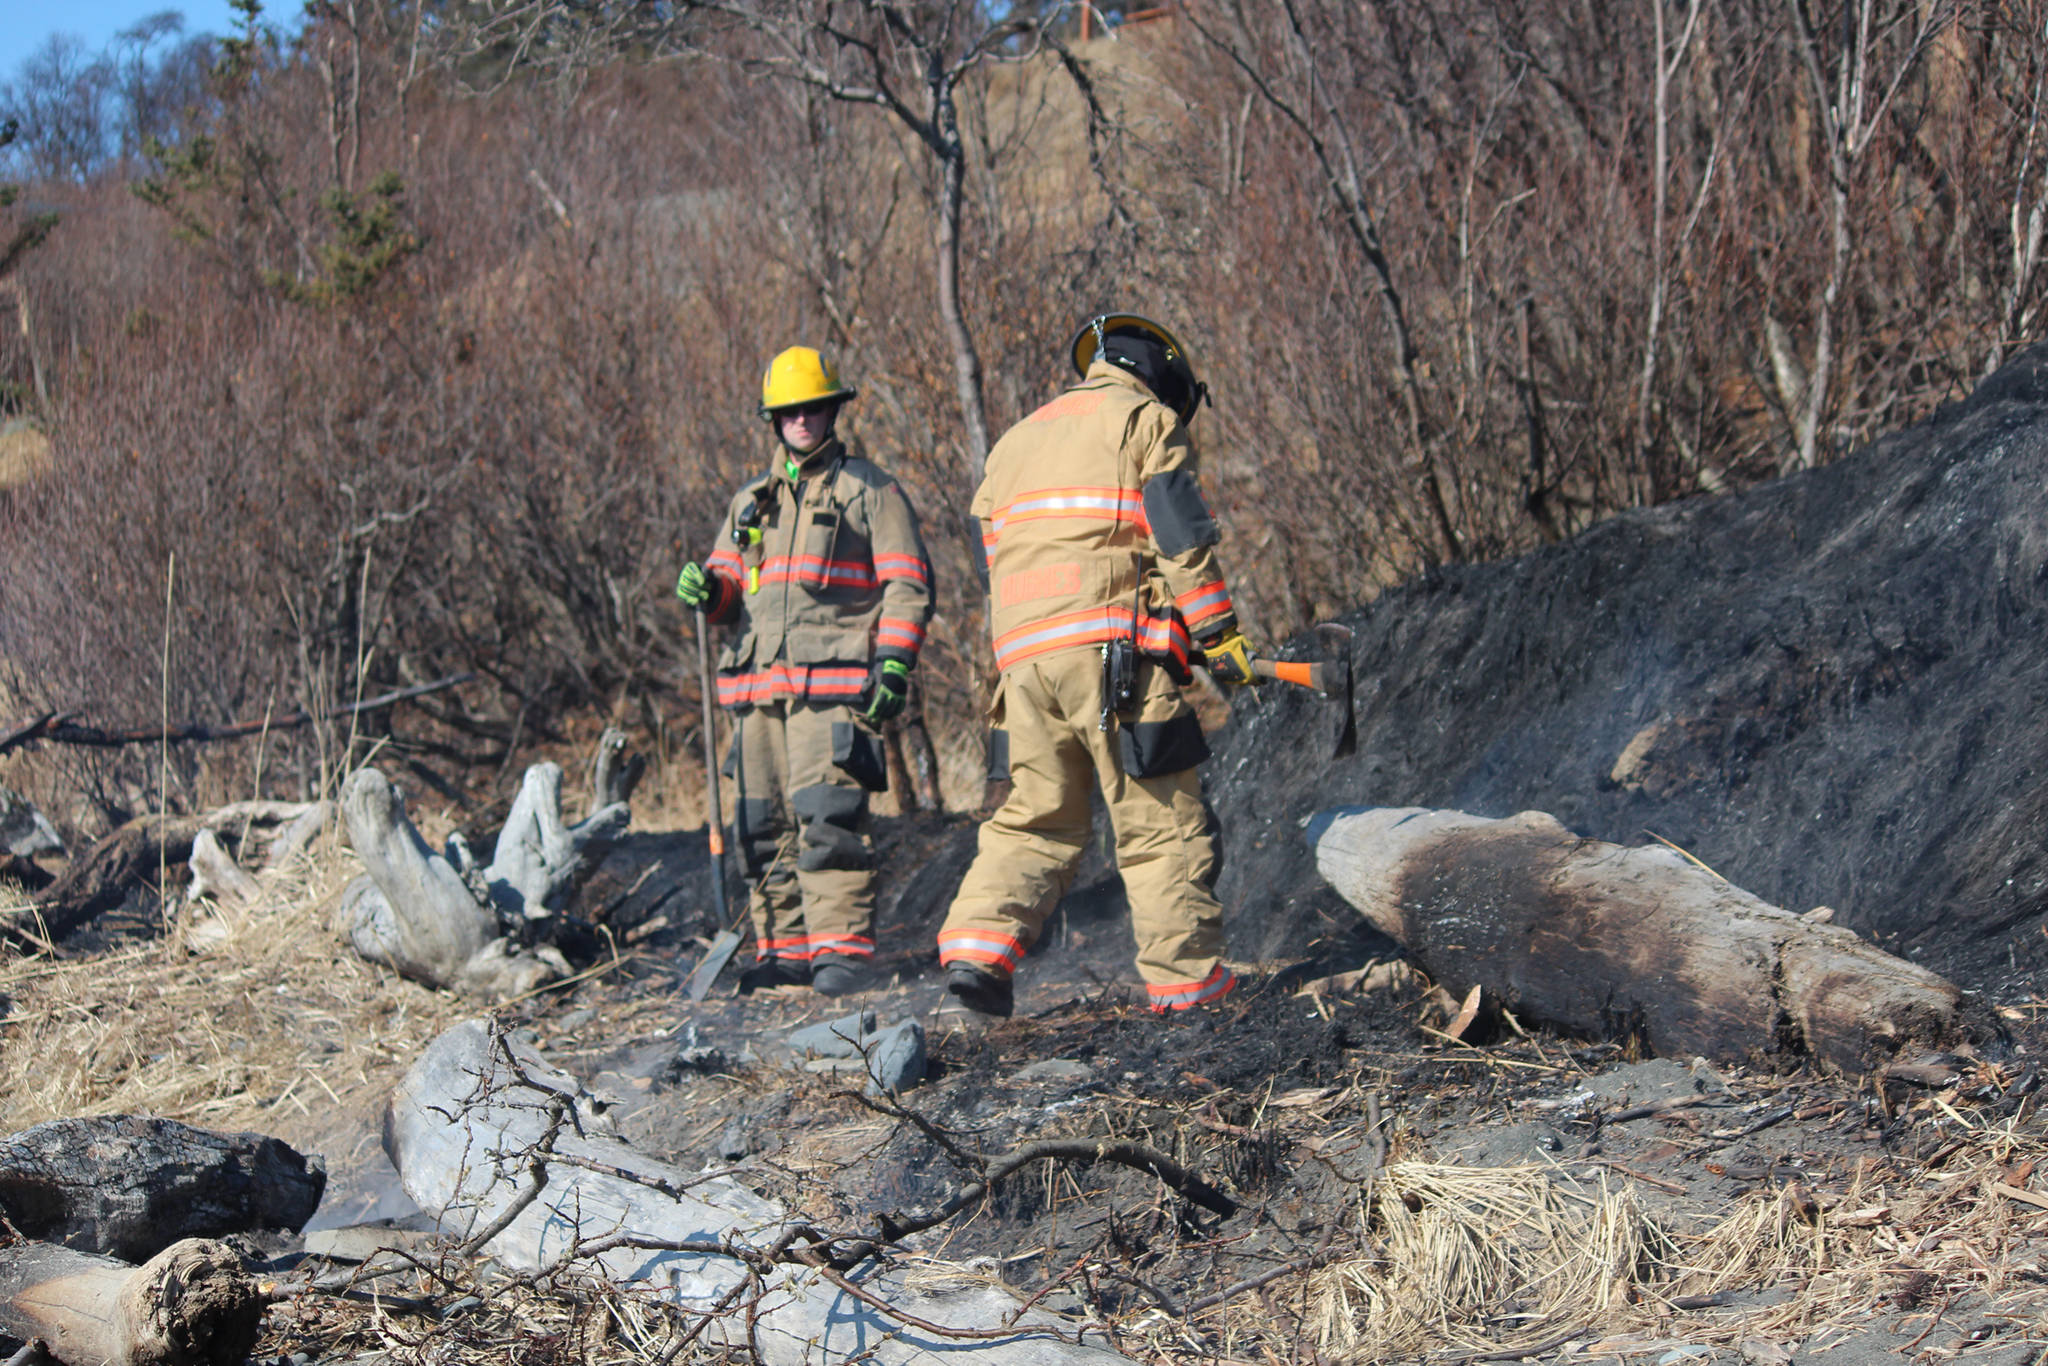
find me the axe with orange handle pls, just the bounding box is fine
[1246,622,1356,758]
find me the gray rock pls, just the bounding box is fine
[787,1008,879,1057]
[0,784,63,858]
[864,1019,925,1096]
[1014,1059,1094,1087]
[717,1117,752,1160]
[1658,1349,1713,1365]
[802,1057,865,1075]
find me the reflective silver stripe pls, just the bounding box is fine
[1148,966,1236,1009]
[938,933,1025,966]
[993,609,1123,661]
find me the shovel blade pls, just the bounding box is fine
[685,928,744,1001]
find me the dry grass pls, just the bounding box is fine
[0,421,51,495]
[1661,1121,2048,1346]
[1298,1125,2048,1363]
[0,842,473,1144]
[1310,1162,1671,1359]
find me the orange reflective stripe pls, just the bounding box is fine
[990,487,1146,536]
[991,606,1130,670]
[806,933,875,958]
[992,606,1190,671]
[938,927,1027,972]
[877,617,926,650]
[1138,614,1190,665]
[750,555,878,589]
[1146,965,1237,1012]
[874,553,928,584]
[717,664,870,707]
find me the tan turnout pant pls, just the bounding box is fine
[939,648,1234,1010]
[730,699,877,963]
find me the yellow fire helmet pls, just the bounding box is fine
[759,345,857,417]
[1068,313,1193,377]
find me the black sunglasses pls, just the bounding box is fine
[779,400,838,419]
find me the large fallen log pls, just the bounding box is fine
[385,1021,1136,1365]
[1308,806,1963,1072]
[0,1238,265,1366]
[0,1116,324,1261]
[341,729,637,999]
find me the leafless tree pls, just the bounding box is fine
[1776,0,1957,468]
[0,36,114,181]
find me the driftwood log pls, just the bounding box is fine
[341,729,637,1000]
[0,1238,265,1366]
[18,801,331,947]
[0,1116,324,1261]
[386,1021,1134,1365]
[1308,806,1962,1072]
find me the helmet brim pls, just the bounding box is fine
[759,385,857,419]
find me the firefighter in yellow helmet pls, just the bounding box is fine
[676,347,935,997]
[936,314,1257,1018]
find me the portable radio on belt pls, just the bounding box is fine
[1099,637,1136,733]
[1098,565,1144,732]
[734,491,771,594]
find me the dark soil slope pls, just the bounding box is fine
[1214,343,2048,993]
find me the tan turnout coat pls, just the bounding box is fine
[974,361,1237,675]
[702,437,933,707]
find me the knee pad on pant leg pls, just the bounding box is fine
[736,796,781,877]
[790,783,871,872]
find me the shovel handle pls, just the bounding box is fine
[694,606,729,929]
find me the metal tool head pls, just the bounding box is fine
[685,927,743,1001]
[1246,621,1357,758]
[1314,622,1357,759]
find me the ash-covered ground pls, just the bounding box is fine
[1213,341,2048,998]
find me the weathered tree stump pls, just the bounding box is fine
[0,1238,265,1366]
[0,1116,323,1262]
[340,729,635,999]
[385,1021,1134,1366]
[1308,806,1962,1072]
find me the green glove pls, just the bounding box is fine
[862,657,912,724]
[675,562,711,608]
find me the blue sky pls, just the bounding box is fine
[2,0,264,70]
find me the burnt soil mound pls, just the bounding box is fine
[1213,341,2048,996]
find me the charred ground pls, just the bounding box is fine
[1214,341,2048,995]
